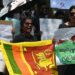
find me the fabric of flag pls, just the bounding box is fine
[1,40,58,75]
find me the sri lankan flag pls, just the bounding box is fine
[1,40,58,75]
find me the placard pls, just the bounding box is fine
[40,18,62,40]
[54,27,75,42]
[0,20,13,42]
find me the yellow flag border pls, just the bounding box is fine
[0,40,52,47]
[1,42,21,75]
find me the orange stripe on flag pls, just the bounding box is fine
[12,45,32,75]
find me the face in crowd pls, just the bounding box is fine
[22,18,33,34]
[69,7,75,24]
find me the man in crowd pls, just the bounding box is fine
[13,16,37,42]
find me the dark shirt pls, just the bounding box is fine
[59,24,69,28]
[58,23,75,75]
[59,23,75,28]
[13,34,37,43]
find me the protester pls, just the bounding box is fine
[59,6,75,28]
[13,16,37,42]
[38,3,53,18]
[58,5,75,75]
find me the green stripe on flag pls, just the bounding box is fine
[4,44,22,74]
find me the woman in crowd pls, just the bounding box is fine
[58,5,75,75]
[59,6,75,28]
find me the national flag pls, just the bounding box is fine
[1,40,58,75]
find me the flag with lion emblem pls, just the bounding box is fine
[1,40,58,75]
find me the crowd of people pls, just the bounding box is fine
[0,1,75,75]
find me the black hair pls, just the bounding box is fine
[21,16,33,25]
[69,5,75,13]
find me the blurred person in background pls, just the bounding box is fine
[58,5,75,75]
[54,9,68,22]
[59,5,75,28]
[30,3,53,40]
[38,3,53,18]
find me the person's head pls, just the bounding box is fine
[55,10,65,19]
[21,17,33,34]
[69,6,75,24]
[39,3,50,17]
[69,6,75,15]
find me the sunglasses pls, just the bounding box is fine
[25,22,33,25]
[70,12,75,16]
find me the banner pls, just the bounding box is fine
[40,18,62,40]
[0,0,32,17]
[1,40,58,75]
[5,17,21,37]
[55,40,75,65]
[0,20,13,42]
[54,27,75,43]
